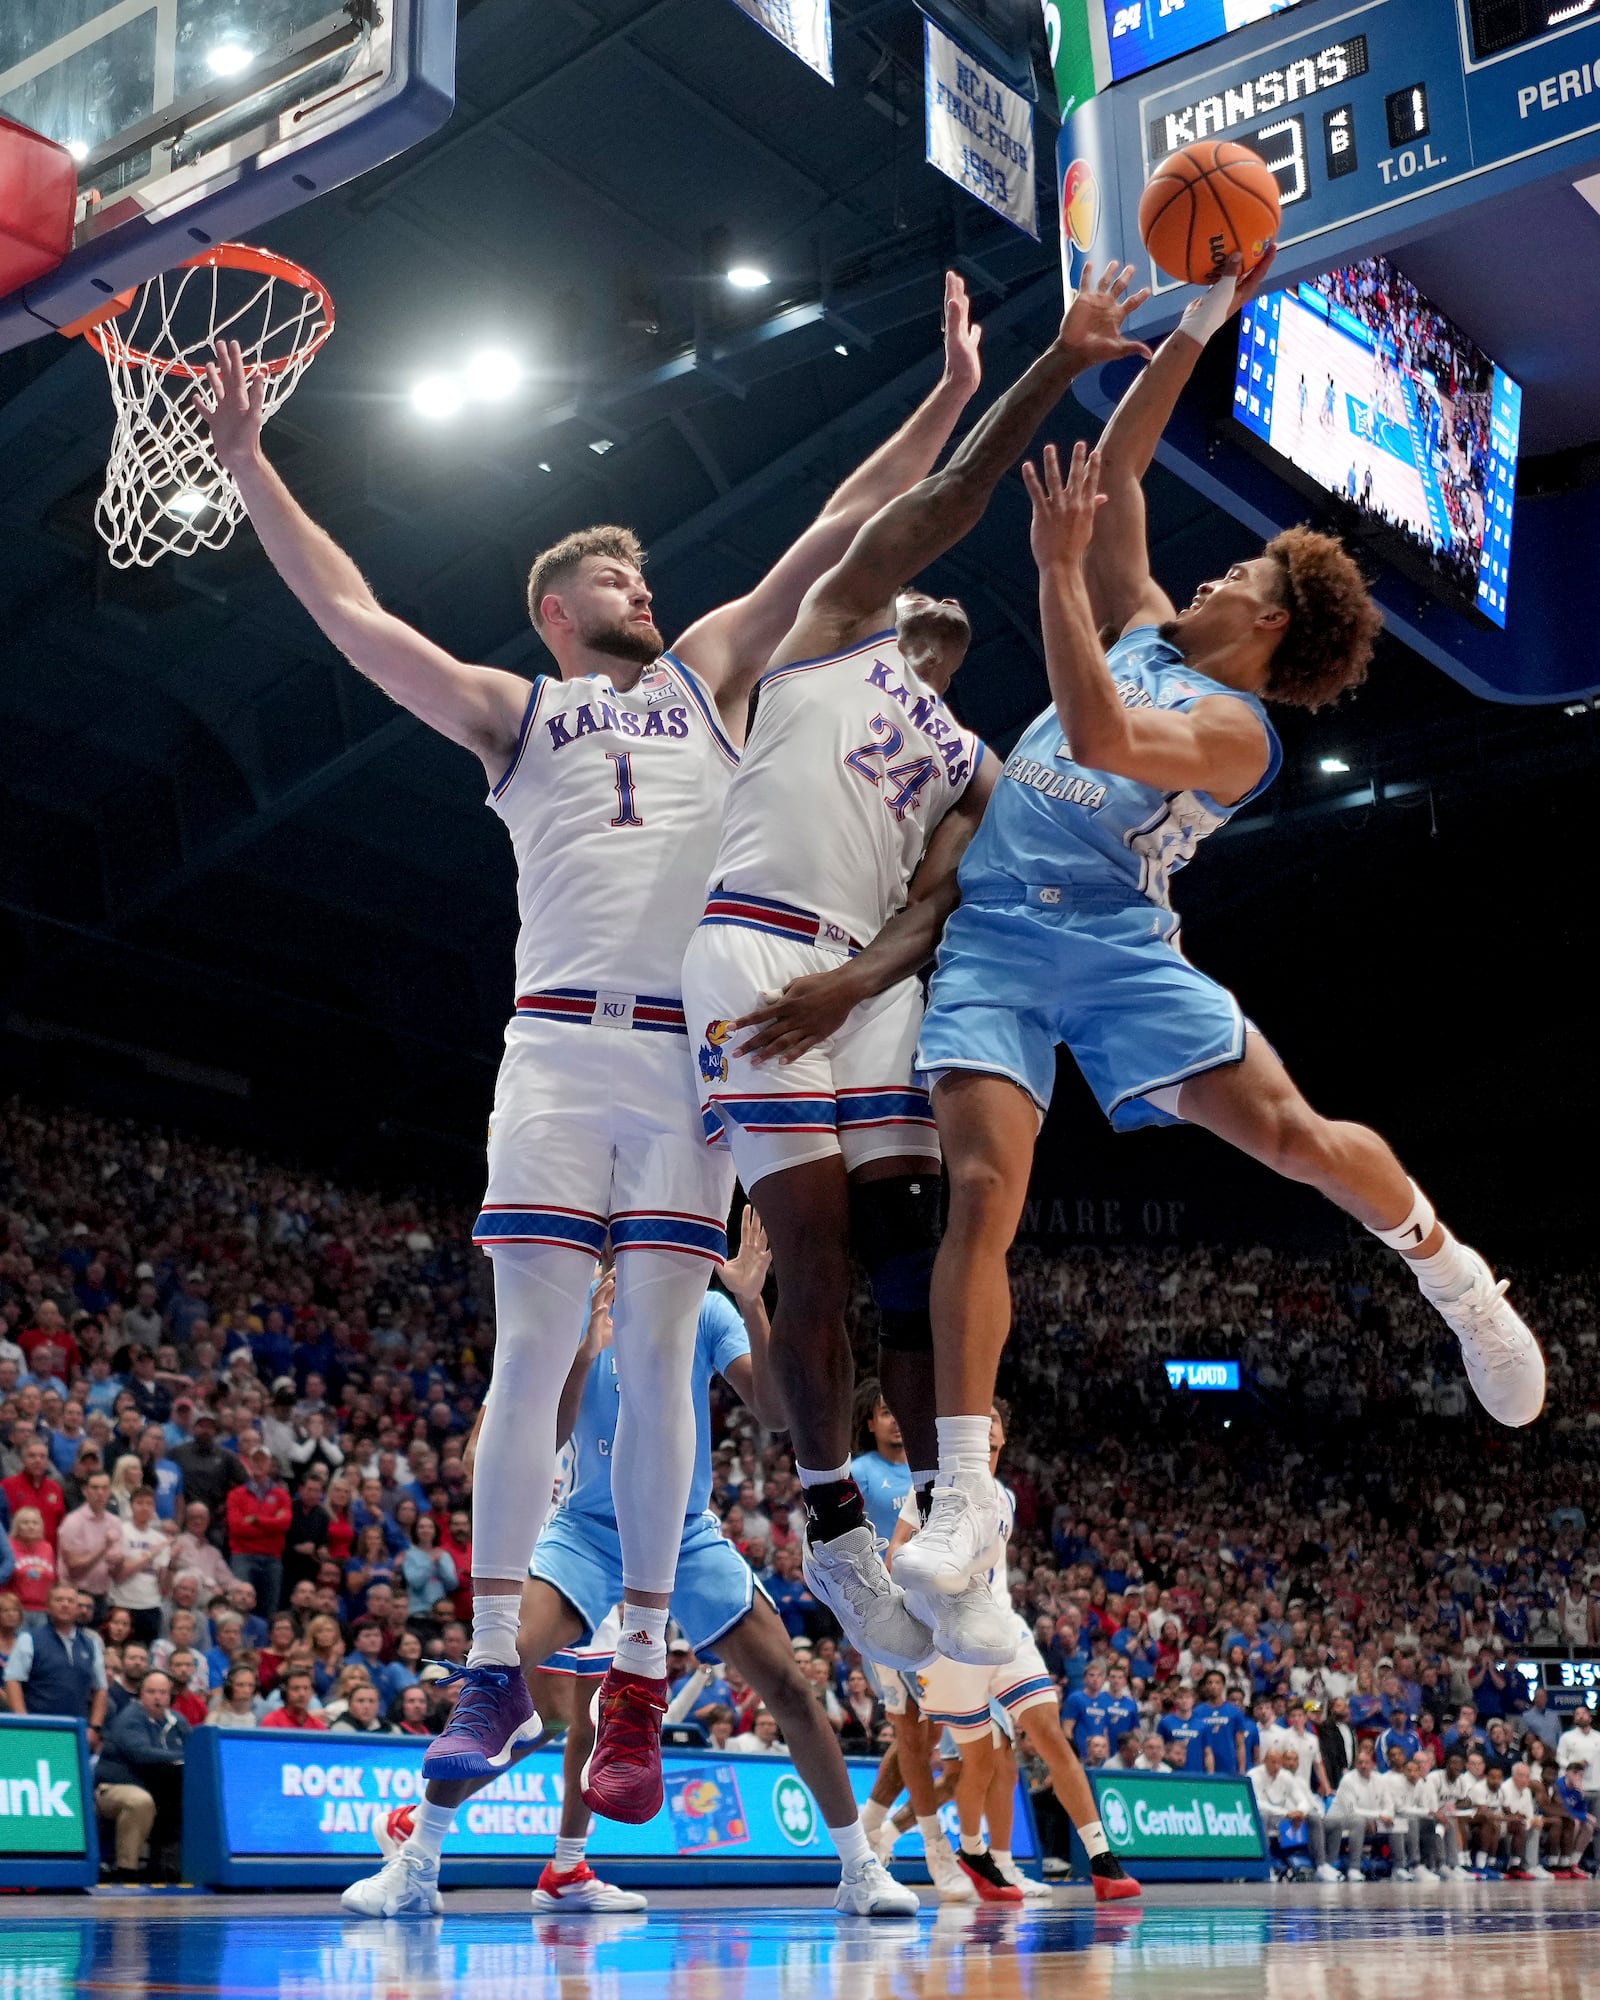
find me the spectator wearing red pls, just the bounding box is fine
[19,1303,82,1381]
[3,1437,67,1547]
[8,1507,57,1614]
[226,1445,292,1618]
[260,1665,327,1730]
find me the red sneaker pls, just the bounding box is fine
[957,1848,1025,1903]
[1091,1862,1143,1902]
[532,1859,648,1911]
[375,1805,415,1859]
[580,1667,669,1824]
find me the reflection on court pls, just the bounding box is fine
[9,1888,1600,2000]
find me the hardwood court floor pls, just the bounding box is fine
[8,1882,1597,1998]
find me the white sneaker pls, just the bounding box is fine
[1344,1868,1365,1885]
[1392,1867,1412,1882]
[340,1846,443,1917]
[803,1526,933,1671]
[1410,1864,1438,1882]
[869,1820,903,1867]
[996,1855,1052,1900]
[923,1575,1019,1669]
[532,1861,648,1911]
[1529,1864,1554,1880]
[835,1856,922,1917]
[926,1838,977,1903]
[894,1475,1004,1597]
[1424,1246,1545,1426]
[1315,1864,1342,1883]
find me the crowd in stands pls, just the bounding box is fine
[3,1097,1597,1885]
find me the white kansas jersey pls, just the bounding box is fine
[709,629,982,944]
[490,653,738,999]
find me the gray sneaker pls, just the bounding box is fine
[802,1525,934,1670]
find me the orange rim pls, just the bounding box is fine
[81,241,335,379]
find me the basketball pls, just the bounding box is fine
[1138,140,1281,286]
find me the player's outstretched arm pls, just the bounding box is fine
[201,340,530,780]
[1026,442,1267,806]
[730,755,998,1068]
[672,272,983,712]
[1084,250,1275,636]
[779,262,1153,667]
[718,1207,787,1430]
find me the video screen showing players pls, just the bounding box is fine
[1233,255,1522,628]
[1105,0,1310,85]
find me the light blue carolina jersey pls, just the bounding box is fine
[957,628,1282,910]
[850,1450,914,1543]
[561,1291,749,1529]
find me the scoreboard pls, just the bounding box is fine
[1057,0,1600,326]
[1512,1657,1600,1710]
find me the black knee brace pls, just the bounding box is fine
[849,1173,942,1351]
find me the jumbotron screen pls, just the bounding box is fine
[1104,0,1311,84]
[1232,257,1523,627]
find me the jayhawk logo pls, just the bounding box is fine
[698,1018,734,1084]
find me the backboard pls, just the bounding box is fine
[0,0,455,352]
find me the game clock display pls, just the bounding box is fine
[1513,1657,1600,1699]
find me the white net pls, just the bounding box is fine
[86,246,333,568]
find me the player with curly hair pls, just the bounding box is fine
[895,257,1546,1663]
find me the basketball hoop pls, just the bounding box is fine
[73,242,335,568]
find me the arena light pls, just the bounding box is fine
[834,343,850,356]
[1319,756,1351,774]
[462,349,521,401]
[726,264,771,290]
[1564,702,1590,717]
[588,437,615,455]
[537,460,553,473]
[166,487,207,518]
[206,42,254,77]
[411,375,463,420]
[66,139,89,163]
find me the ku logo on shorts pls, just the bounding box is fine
[698,1019,734,1085]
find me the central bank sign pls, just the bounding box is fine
[0,1725,88,1857]
[1092,1773,1264,1861]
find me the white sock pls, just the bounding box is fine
[993,1849,1013,1871]
[1079,1817,1110,1858]
[406,1799,456,1862]
[1410,1234,1475,1299]
[613,1602,669,1680]
[936,1415,992,1482]
[959,1831,986,1856]
[916,1814,947,1857]
[553,1834,587,1874]
[467,1591,522,1669]
[1368,1178,1435,1253]
[861,1799,888,1837]
[830,1817,872,1872]
[796,1460,851,1486]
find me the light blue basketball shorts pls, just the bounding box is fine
[530,1507,771,1660]
[917,890,1252,1131]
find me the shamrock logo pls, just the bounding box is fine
[773,1775,818,1847]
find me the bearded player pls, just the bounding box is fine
[201,278,982,1822]
[681,264,1152,1676]
[899,262,1546,1637]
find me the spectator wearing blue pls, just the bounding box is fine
[249,1310,296,1383]
[351,1477,410,1556]
[350,1621,406,1707]
[667,1642,737,1727]
[398,1514,458,1611]
[123,1347,172,1425]
[1159,1682,1205,1768]
[0,1519,13,1590]
[1194,1669,1251,1775]
[48,1402,89,1478]
[1063,1661,1111,1760]
[162,1397,198,1452]
[342,1522,397,1619]
[849,1388,914,1543]
[1375,1704,1421,1768]
[96,1668,191,1880]
[1552,1763,1596,1876]
[765,1543,818,1638]
[1442,1702,1491,1759]
[205,1610,246,1690]
[1047,1612,1091,1693]
[1518,1687,1562,1754]
[1102,1663,1140,1746]
[1469,1649,1512,1720]
[137,1424,183,1522]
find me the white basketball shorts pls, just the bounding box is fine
[681,914,939,1191]
[917,1634,1058,1743]
[473,1003,735,1264]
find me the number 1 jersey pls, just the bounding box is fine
[707,628,983,943]
[488,654,740,999]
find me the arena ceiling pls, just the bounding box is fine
[0,0,1594,1189]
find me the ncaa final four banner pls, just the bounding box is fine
[728,0,834,83]
[924,19,1038,236]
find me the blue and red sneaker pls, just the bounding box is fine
[421,1661,544,1781]
[580,1667,669,1824]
